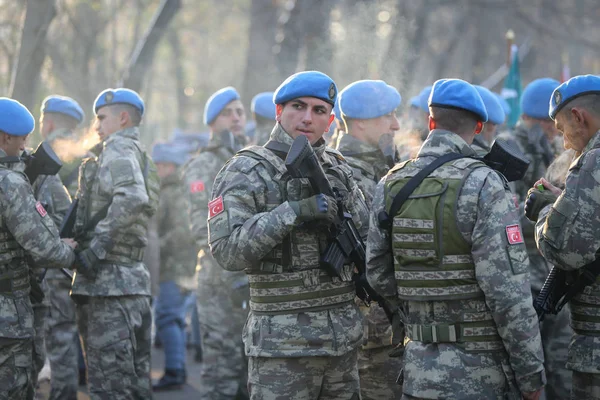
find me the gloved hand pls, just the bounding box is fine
[289,194,338,224]
[525,187,558,222]
[73,248,99,278]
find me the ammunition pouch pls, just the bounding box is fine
[0,266,30,297]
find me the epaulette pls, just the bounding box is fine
[324,147,346,162]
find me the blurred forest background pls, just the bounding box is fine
[2,0,600,146]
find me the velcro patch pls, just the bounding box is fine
[506,224,524,244]
[190,180,205,193]
[208,196,224,219]
[35,202,47,217]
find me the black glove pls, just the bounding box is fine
[73,248,99,278]
[525,188,558,222]
[29,276,45,304]
[289,194,338,224]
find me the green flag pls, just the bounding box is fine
[501,45,522,128]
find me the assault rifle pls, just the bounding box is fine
[285,135,394,324]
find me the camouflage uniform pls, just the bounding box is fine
[366,129,545,399]
[335,133,402,399]
[253,125,272,147]
[0,150,75,400]
[535,130,600,400]
[209,124,370,400]
[471,134,491,157]
[72,127,159,400]
[183,133,249,399]
[498,123,571,399]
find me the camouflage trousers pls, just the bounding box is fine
[358,345,402,400]
[0,338,33,400]
[45,278,79,400]
[247,350,361,400]
[196,281,247,399]
[31,302,48,390]
[572,371,600,400]
[76,295,152,400]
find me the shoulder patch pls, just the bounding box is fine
[109,158,136,186]
[208,196,224,219]
[190,180,205,193]
[506,224,524,244]
[35,201,48,217]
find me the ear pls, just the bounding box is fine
[475,121,484,134]
[428,116,436,131]
[120,110,130,127]
[275,104,284,122]
[571,108,584,125]
[326,113,335,132]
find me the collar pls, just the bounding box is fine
[104,127,140,148]
[268,123,327,157]
[417,129,477,158]
[582,130,600,154]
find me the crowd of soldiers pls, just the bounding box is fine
[1,66,600,400]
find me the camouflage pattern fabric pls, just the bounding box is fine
[366,130,545,399]
[471,134,491,156]
[247,350,360,400]
[0,338,33,400]
[77,296,152,400]
[183,133,248,398]
[209,124,369,397]
[535,130,600,397]
[335,133,402,399]
[253,126,272,147]
[572,371,600,400]
[31,303,48,390]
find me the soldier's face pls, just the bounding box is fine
[277,97,335,145]
[211,100,246,137]
[555,109,594,152]
[39,115,52,139]
[94,107,123,141]
[156,162,177,179]
[361,112,400,146]
[0,133,28,157]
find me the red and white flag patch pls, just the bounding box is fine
[35,201,47,217]
[190,180,205,193]
[506,224,524,244]
[208,196,224,219]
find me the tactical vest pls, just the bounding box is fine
[385,157,503,353]
[234,145,355,315]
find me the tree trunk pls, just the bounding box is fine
[303,0,333,75]
[168,29,188,129]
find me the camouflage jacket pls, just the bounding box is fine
[183,133,247,289]
[72,127,158,297]
[0,151,75,338]
[335,133,392,350]
[366,130,545,397]
[471,134,491,157]
[209,124,370,358]
[47,128,83,197]
[536,130,600,373]
[157,170,197,285]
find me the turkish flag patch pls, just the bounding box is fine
[208,196,224,219]
[35,201,47,217]
[190,180,205,193]
[506,224,524,244]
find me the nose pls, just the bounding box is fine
[301,108,312,124]
[391,115,400,131]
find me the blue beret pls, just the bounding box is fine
[41,95,84,122]
[521,78,560,119]
[493,92,511,117]
[333,100,342,121]
[339,80,401,120]
[251,92,276,120]
[94,88,144,116]
[550,75,600,120]
[418,86,433,112]
[152,142,189,166]
[474,86,505,125]
[0,98,35,136]
[274,71,337,106]
[203,87,241,126]
[429,79,488,122]
[410,95,420,107]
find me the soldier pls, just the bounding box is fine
[366,79,546,399]
[151,142,197,391]
[527,74,600,400]
[335,79,402,399]
[498,78,571,399]
[0,97,77,400]
[471,85,505,156]
[182,86,249,399]
[251,92,276,146]
[35,95,83,400]
[209,71,370,399]
[70,88,159,399]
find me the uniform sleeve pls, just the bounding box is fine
[37,175,72,226]
[182,155,213,250]
[535,151,600,270]
[468,170,545,393]
[365,179,398,299]
[208,158,298,271]
[0,174,74,268]
[91,150,150,253]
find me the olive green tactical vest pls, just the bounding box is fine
[385,157,503,352]
[235,145,355,315]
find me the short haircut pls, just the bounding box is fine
[43,112,79,130]
[109,104,142,126]
[566,94,600,119]
[429,106,479,134]
[254,114,273,128]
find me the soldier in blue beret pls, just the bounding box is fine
[335,79,403,399]
[208,71,369,399]
[251,92,276,146]
[472,85,505,155]
[366,78,546,400]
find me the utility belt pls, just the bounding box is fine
[81,241,145,265]
[0,266,30,297]
[248,267,355,315]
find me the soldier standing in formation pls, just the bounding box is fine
[183,86,250,399]
[251,92,277,146]
[209,71,370,399]
[71,88,159,399]
[0,98,77,400]
[471,85,505,156]
[366,79,545,399]
[335,79,403,399]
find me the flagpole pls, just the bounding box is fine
[506,30,515,66]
